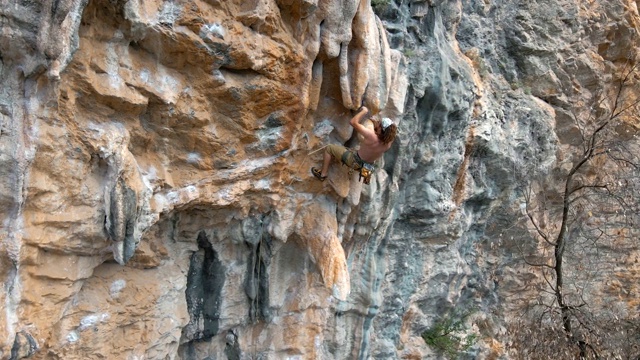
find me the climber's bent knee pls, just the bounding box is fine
[326,144,347,162]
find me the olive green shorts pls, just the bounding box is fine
[326,144,358,168]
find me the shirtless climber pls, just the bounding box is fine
[311,106,397,184]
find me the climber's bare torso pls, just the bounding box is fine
[351,109,392,163]
[357,133,392,163]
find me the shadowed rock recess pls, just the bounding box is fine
[0,0,638,359]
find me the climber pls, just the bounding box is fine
[311,106,397,185]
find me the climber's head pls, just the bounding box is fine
[373,117,397,144]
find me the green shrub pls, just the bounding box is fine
[421,309,477,359]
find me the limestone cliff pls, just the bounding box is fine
[0,0,638,359]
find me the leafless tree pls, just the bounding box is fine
[513,61,640,359]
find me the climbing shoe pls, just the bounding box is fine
[311,167,327,181]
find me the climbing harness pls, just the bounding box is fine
[359,162,374,185]
[341,149,375,185]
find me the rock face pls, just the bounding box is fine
[0,0,638,359]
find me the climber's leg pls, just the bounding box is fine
[312,144,346,181]
[321,150,331,177]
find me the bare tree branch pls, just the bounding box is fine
[521,257,555,269]
[514,56,640,357]
[568,184,608,196]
